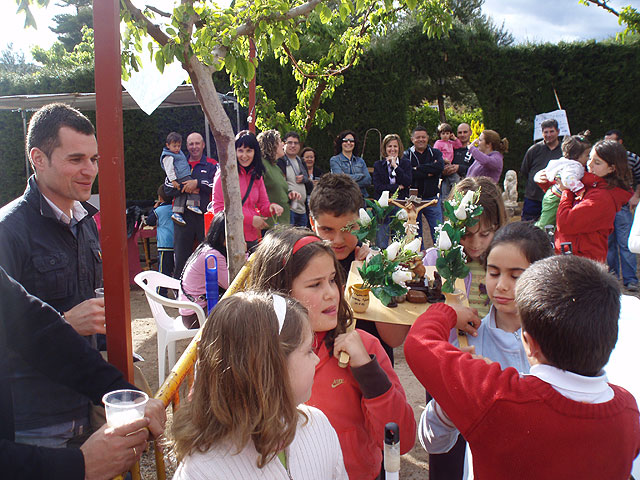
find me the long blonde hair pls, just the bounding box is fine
[171,292,309,467]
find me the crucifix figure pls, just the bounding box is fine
[390,188,438,239]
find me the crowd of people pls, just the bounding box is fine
[1,102,639,479]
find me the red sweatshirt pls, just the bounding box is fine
[307,329,416,480]
[555,172,631,262]
[404,304,640,480]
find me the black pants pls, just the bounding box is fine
[173,210,204,279]
[425,390,467,479]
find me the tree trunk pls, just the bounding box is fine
[438,92,446,123]
[303,79,327,137]
[185,57,247,281]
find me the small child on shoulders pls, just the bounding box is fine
[535,132,591,230]
[160,131,202,226]
[434,123,463,200]
[405,254,640,479]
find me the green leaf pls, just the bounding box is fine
[225,54,236,74]
[405,0,417,10]
[271,30,285,49]
[319,4,332,24]
[290,32,300,50]
[154,50,165,73]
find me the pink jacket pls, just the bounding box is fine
[177,246,228,316]
[433,138,462,163]
[212,167,272,242]
[307,329,416,480]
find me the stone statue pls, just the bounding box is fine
[502,170,518,207]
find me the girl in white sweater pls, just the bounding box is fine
[172,292,347,479]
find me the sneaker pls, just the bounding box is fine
[171,213,186,226]
[626,282,639,292]
[186,205,203,214]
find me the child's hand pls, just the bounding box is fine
[269,203,284,216]
[252,215,269,230]
[171,180,181,190]
[355,244,370,261]
[534,169,548,184]
[288,191,302,201]
[451,305,481,337]
[333,331,371,368]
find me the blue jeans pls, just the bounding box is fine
[521,198,542,222]
[607,204,639,286]
[417,197,443,245]
[14,417,90,448]
[290,210,308,227]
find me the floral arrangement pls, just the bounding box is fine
[434,189,484,293]
[348,191,406,247]
[357,237,422,306]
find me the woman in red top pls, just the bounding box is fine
[555,140,632,262]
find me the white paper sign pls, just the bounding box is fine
[533,110,571,141]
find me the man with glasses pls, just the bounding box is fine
[278,131,310,226]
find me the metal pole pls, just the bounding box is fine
[21,110,29,180]
[93,0,134,382]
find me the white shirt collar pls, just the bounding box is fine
[528,364,613,404]
[42,194,88,225]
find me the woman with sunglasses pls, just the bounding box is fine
[329,130,371,198]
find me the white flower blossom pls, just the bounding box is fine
[359,208,371,226]
[455,190,475,220]
[437,230,452,250]
[386,241,401,261]
[405,238,422,253]
[378,191,389,207]
[396,209,408,221]
[392,269,413,286]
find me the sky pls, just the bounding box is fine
[2,0,636,63]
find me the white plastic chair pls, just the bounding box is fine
[134,271,206,386]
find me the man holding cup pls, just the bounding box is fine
[0,104,107,447]
[0,266,165,479]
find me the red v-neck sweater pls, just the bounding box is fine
[405,304,640,479]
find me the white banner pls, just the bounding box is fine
[533,109,570,141]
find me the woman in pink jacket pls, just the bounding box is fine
[212,131,283,250]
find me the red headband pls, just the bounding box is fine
[292,236,321,255]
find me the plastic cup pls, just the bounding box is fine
[102,389,148,427]
[95,288,105,298]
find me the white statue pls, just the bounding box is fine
[502,170,518,207]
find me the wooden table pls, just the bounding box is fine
[345,261,436,326]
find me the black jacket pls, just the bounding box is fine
[0,267,133,480]
[402,146,444,199]
[372,158,412,199]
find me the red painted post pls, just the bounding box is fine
[93,0,134,382]
[248,37,256,133]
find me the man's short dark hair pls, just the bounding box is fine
[516,255,620,377]
[605,129,623,141]
[166,132,182,144]
[412,125,429,135]
[309,173,363,218]
[540,119,559,131]
[283,131,300,142]
[26,103,95,159]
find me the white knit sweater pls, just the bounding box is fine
[173,405,347,479]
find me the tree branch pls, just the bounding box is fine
[235,0,324,36]
[583,0,619,16]
[145,5,171,18]
[122,0,170,46]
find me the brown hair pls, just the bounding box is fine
[309,173,363,218]
[561,131,591,161]
[437,123,453,135]
[481,130,509,154]
[450,176,507,233]
[592,139,632,190]
[247,226,353,353]
[257,129,281,165]
[334,129,359,156]
[171,292,309,466]
[381,134,404,158]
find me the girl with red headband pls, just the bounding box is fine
[248,227,416,480]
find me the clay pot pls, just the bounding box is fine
[348,283,370,313]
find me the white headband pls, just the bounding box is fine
[272,294,287,333]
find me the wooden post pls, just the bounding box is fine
[93,0,134,382]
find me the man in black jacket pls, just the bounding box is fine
[0,267,165,480]
[402,125,444,244]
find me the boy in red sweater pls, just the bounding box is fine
[405,255,640,479]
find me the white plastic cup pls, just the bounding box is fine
[102,389,149,427]
[95,288,105,298]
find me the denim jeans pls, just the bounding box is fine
[417,197,443,245]
[290,210,308,227]
[521,197,542,222]
[607,204,639,286]
[14,417,90,448]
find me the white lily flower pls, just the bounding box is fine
[392,269,413,286]
[396,209,408,221]
[454,204,467,220]
[454,190,475,220]
[378,191,389,207]
[405,238,422,253]
[437,230,452,250]
[359,208,371,226]
[386,241,401,261]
